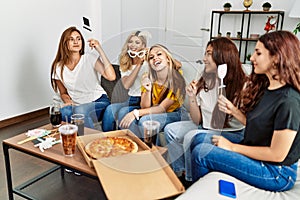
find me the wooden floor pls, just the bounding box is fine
[0,115,106,200]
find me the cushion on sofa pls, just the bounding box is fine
[101,64,129,103]
[176,162,300,200]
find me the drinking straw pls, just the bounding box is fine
[65,116,70,132]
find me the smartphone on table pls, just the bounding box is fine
[219,179,236,198]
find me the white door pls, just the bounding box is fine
[164,0,210,62]
[100,0,164,63]
[164,0,211,82]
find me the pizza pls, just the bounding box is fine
[85,136,138,159]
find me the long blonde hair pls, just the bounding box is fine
[146,44,186,104]
[119,31,148,72]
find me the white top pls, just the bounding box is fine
[120,63,148,97]
[197,81,244,131]
[54,50,106,104]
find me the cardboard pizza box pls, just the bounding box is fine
[93,149,185,200]
[77,129,184,199]
[77,129,151,168]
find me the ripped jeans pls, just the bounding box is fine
[191,133,298,192]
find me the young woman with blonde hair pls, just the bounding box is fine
[119,44,189,140]
[102,30,150,131]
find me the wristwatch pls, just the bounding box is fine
[133,109,139,120]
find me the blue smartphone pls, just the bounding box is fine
[219,179,236,198]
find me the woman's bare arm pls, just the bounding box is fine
[213,129,296,162]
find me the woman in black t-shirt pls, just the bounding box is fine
[191,30,300,192]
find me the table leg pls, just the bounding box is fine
[60,166,65,179]
[3,143,14,200]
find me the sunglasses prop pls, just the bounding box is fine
[127,50,147,58]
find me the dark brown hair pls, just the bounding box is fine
[241,31,300,113]
[258,30,300,92]
[197,37,247,128]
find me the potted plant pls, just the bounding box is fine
[262,2,272,11]
[223,3,232,11]
[293,22,300,35]
[246,54,251,64]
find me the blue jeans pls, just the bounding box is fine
[191,133,298,191]
[60,94,110,129]
[124,107,190,143]
[102,96,141,131]
[164,121,244,181]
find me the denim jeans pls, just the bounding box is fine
[102,96,141,131]
[125,107,190,143]
[164,121,198,178]
[164,122,244,181]
[60,94,110,129]
[191,133,298,192]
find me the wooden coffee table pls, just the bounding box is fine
[2,124,101,200]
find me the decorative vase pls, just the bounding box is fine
[243,0,253,11]
[224,7,230,12]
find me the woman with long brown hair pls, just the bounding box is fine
[164,37,248,185]
[192,30,300,191]
[50,26,116,128]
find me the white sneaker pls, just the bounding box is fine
[65,168,73,173]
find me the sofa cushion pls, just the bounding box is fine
[176,162,300,200]
[101,64,129,103]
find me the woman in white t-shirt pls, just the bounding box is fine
[164,37,248,185]
[50,26,116,128]
[102,31,150,131]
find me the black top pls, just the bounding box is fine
[243,85,300,165]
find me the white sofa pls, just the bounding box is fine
[176,162,300,200]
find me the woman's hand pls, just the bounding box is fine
[218,95,237,115]
[136,48,148,66]
[141,73,152,92]
[218,94,247,125]
[136,57,144,67]
[62,102,73,107]
[211,135,233,151]
[186,80,198,97]
[119,111,136,129]
[87,39,100,49]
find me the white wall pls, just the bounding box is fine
[0,0,299,121]
[0,0,100,120]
